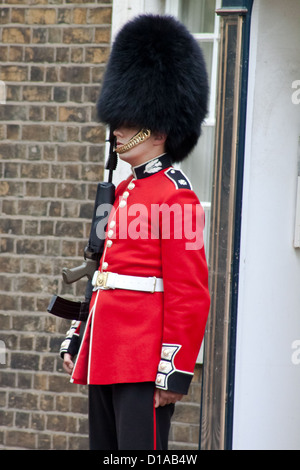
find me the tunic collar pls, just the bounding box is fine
[131,153,172,179]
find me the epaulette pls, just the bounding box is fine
[165,168,192,190]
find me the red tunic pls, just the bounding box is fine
[71,154,210,394]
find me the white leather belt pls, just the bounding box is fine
[92,271,164,293]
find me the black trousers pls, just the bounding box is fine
[88,382,174,450]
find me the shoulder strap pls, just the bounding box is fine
[164,168,192,190]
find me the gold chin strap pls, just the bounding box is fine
[117,129,151,154]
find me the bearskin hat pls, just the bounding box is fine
[97,14,209,163]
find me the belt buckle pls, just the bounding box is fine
[96,271,109,289]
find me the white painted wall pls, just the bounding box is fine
[233,0,300,450]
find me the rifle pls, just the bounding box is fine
[47,134,118,321]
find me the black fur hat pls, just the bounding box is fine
[97,14,209,162]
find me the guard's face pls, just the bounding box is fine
[114,126,164,166]
[114,127,149,153]
[113,127,167,167]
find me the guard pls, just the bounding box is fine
[60,14,210,450]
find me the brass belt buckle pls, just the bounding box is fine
[96,271,109,288]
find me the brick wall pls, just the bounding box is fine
[169,366,202,450]
[0,1,202,450]
[0,0,111,450]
